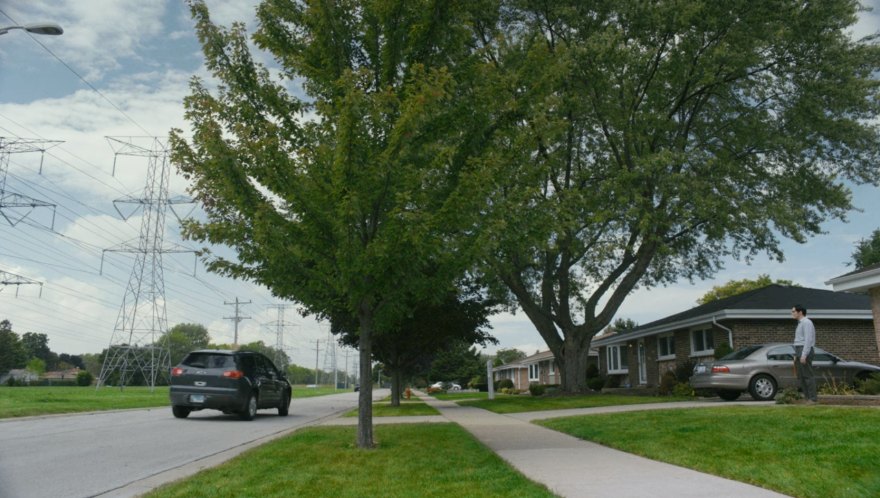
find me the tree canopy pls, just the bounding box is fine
[172,0,494,448]
[162,323,211,366]
[697,275,799,305]
[851,228,880,270]
[467,0,880,392]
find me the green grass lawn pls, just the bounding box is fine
[539,406,880,498]
[0,386,171,418]
[458,393,689,413]
[0,384,345,419]
[343,397,440,417]
[146,424,555,498]
[432,391,496,401]
[291,385,351,398]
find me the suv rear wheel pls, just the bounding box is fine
[172,405,191,419]
[239,392,258,421]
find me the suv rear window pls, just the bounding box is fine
[181,353,234,369]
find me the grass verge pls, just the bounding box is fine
[343,398,440,417]
[539,406,880,498]
[146,424,555,498]
[459,393,689,414]
[0,385,344,419]
[0,386,170,419]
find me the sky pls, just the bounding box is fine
[1,1,878,372]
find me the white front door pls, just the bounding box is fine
[638,340,647,385]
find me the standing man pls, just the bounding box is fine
[791,304,817,404]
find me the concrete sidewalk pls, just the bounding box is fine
[411,394,789,498]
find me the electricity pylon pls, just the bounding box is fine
[97,137,193,391]
[0,268,42,297]
[266,304,295,370]
[0,137,61,228]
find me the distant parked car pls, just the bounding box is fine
[169,350,292,420]
[430,381,462,391]
[690,343,880,401]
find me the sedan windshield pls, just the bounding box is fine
[719,345,763,361]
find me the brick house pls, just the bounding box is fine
[493,350,561,390]
[591,285,877,388]
[493,348,600,390]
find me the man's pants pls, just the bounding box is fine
[794,346,817,401]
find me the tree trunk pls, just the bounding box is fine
[390,368,401,407]
[557,333,592,393]
[357,308,374,449]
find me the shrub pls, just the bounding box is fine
[76,371,94,387]
[658,371,677,395]
[713,342,734,360]
[856,373,880,395]
[587,376,605,392]
[603,375,621,389]
[528,383,545,396]
[674,360,696,383]
[585,364,599,379]
[500,387,516,395]
[819,376,857,395]
[672,382,695,397]
[776,387,801,405]
[498,378,514,390]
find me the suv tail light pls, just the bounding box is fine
[223,370,244,379]
[171,367,184,376]
[712,365,731,373]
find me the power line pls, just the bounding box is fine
[0,8,153,137]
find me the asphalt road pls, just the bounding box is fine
[0,389,373,498]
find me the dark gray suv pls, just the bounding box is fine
[169,350,292,420]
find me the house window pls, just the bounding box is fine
[528,364,539,381]
[657,334,675,360]
[691,328,715,355]
[606,345,629,374]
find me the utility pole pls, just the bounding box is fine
[313,338,321,385]
[224,297,252,346]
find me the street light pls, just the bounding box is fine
[0,23,63,36]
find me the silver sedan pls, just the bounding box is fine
[689,343,880,401]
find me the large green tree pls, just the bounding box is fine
[162,323,211,366]
[697,275,799,305]
[851,228,880,270]
[339,285,497,405]
[20,332,51,363]
[0,321,26,375]
[471,1,880,392]
[171,0,493,448]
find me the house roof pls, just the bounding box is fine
[493,350,555,372]
[592,285,871,347]
[825,262,880,293]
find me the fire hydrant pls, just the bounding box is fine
[405,387,412,400]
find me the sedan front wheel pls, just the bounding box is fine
[748,374,777,401]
